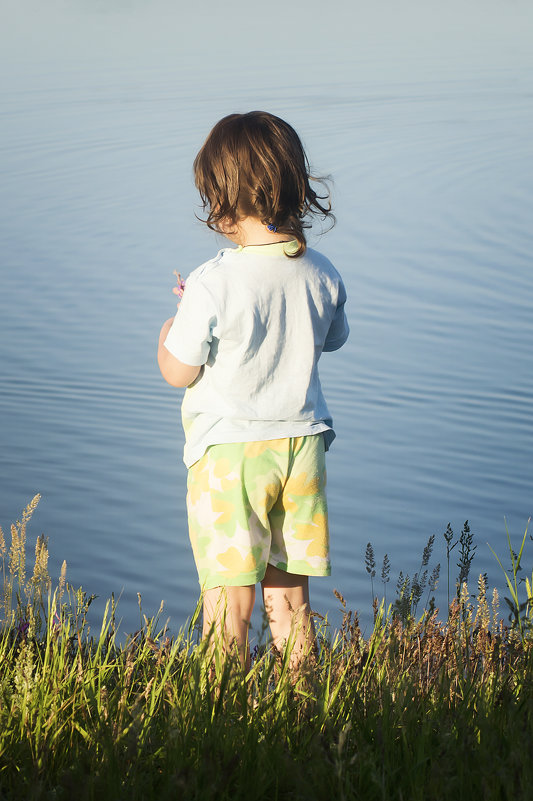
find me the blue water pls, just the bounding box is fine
[1,2,533,637]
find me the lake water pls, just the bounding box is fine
[1,1,533,637]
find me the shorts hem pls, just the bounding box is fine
[199,569,264,590]
[199,563,331,589]
[276,562,331,578]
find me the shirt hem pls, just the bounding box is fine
[184,423,334,467]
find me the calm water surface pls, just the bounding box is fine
[1,4,533,636]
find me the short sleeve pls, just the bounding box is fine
[323,280,349,352]
[163,277,218,366]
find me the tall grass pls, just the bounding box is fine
[1,499,533,800]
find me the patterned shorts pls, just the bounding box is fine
[186,435,330,589]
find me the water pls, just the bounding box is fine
[1,1,533,637]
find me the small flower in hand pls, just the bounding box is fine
[173,270,186,302]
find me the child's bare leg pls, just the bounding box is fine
[202,584,255,671]
[261,564,315,670]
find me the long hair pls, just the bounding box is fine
[193,111,334,256]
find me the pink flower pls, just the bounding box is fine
[173,270,186,299]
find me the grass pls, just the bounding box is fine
[1,498,533,800]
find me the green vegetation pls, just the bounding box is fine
[1,498,533,800]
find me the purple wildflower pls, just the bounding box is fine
[173,270,186,299]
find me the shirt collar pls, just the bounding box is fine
[234,239,299,257]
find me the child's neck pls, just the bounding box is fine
[223,216,293,248]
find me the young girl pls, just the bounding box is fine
[157,111,349,670]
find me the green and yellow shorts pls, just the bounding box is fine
[186,435,330,589]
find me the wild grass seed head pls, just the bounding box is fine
[365,542,377,606]
[365,543,376,579]
[0,524,6,559]
[58,560,67,601]
[381,554,391,583]
[457,519,476,593]
[475,573,491,632]
[421,534,435,567]
[492,587,500,629]
[31,534,50,592]
[9,523,24,584]
[444,522,456,552]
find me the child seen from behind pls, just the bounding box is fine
[158,111,349,670]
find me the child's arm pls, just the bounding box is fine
[158,318,201,387]
[158,269,215,386]
[323,279,349,352]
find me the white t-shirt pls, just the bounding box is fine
[164,239,349,467]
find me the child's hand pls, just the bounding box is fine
[173,270,186,305]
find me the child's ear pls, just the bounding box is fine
[217,217,241,241]
[217,217,233,234]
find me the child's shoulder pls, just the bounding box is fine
[186,248,229,282]
[304,246,335,267]
[302,246,345,283]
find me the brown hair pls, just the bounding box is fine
[193,111,334,257]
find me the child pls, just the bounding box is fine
[157,111,349,670]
